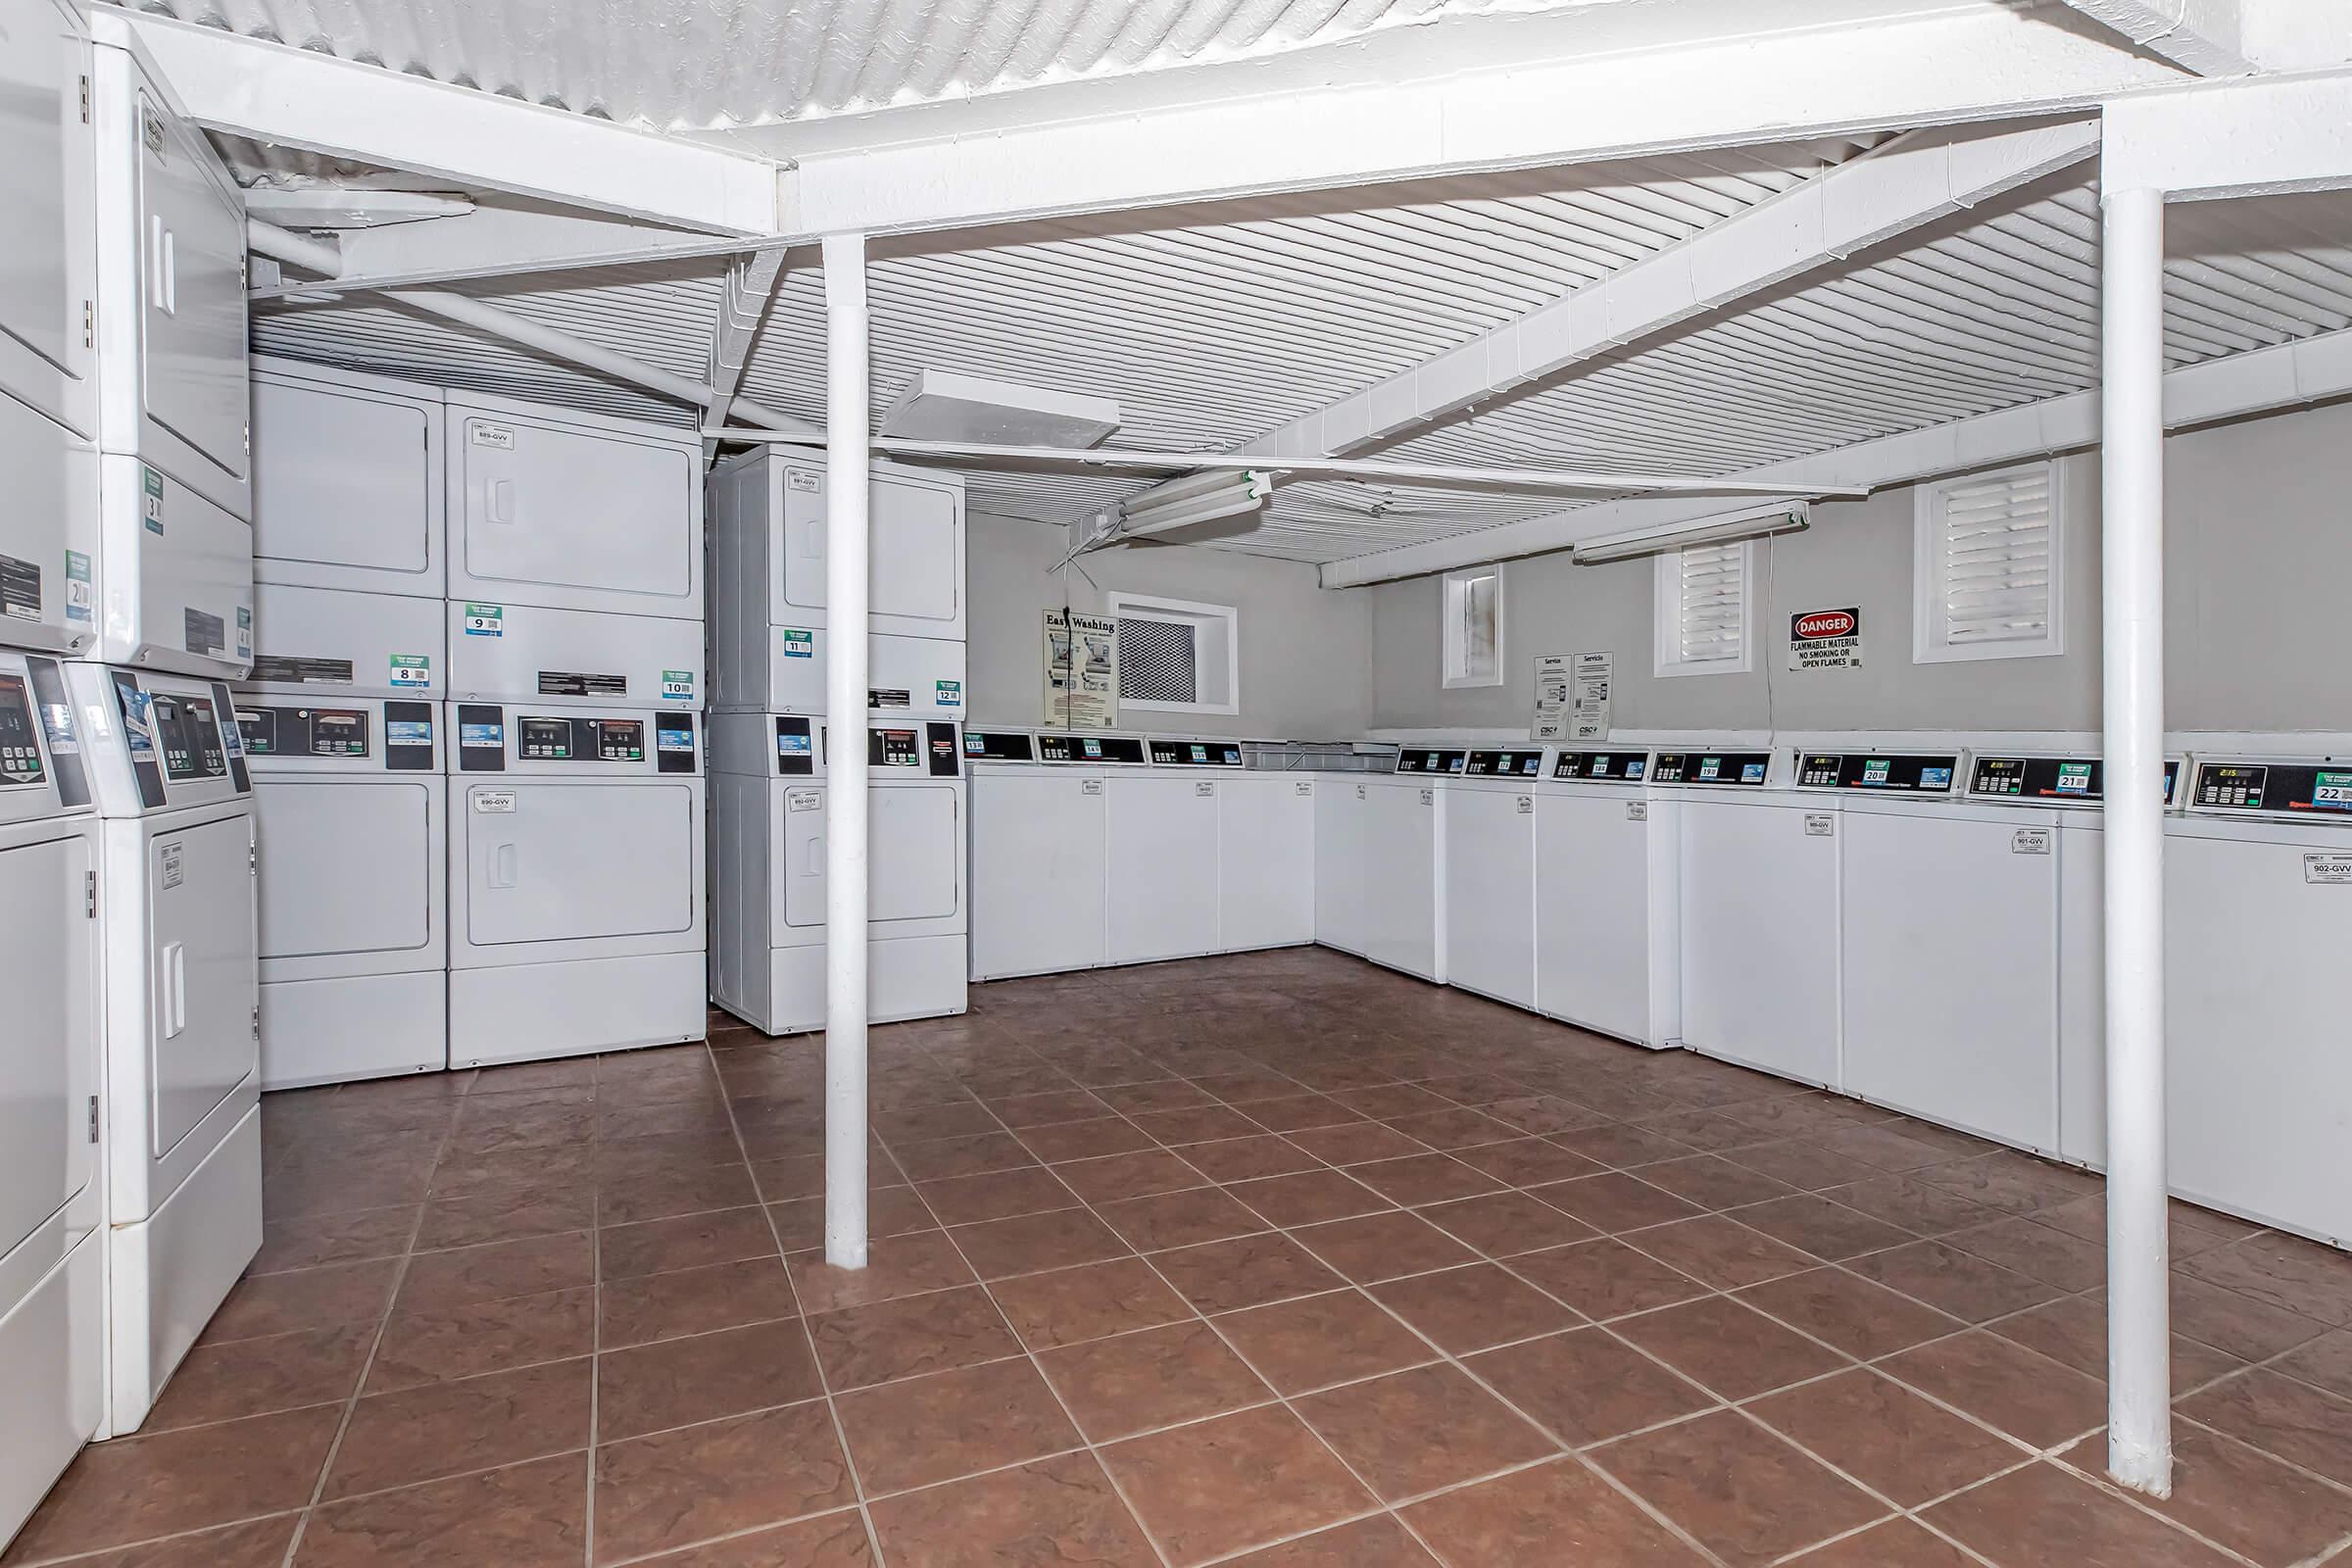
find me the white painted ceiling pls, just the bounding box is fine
[118,0,1628,131]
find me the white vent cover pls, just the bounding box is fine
[880,370,1121,448]
[1915,461,2061,662]
[1120,617,1200,705]
[1672,542,1747,666]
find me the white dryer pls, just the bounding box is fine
[1667,748,1843,1087]
[1535,748,1674,1047]
[1443,748,1546,1011]
[251,358,444,601]
[447,703,705,1065]
[710,714,967,1033]
[964,731,1132,981]
[1360,748,1456,984]
[64,662,260,1436]
[236,699,445,1089]
[2162,756,2352,1244]
[1106,738,1228,965]
[0,651,103,1544]
[708,446,967,718]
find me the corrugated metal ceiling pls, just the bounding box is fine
[117,0,1618,131]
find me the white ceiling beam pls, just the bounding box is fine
[2049,0,2254,76]
[116,11,782,235]
[1238,119,2102,463]
[1316,319,2352,587]
[2103,69,2352,199]
[246,208,755,299]
[705,252,791,456]
[749,2,2177,242]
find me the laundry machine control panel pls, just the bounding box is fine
[1395,749,1467,774]
[1651,751,1772,786]
[962,730,1035,761]
[1965,754,2185,807]
[1149,739,1245,767]
[458,705,698,774]
[1551,749,1648,782]
[2187,757,2352,820]
[1038,735,1147,764]
[771,717,962,777]
[1794,752,1960,793]
[237,701,440,772]
[1464,749,1545,777]
[151,693,231,782]
[0,673,47,788]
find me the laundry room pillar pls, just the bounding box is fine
[823,230,871,1270]
[2098,178,2171,1497]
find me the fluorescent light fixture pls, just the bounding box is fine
[1117,468,1273,538]
[1570,501,1810,565]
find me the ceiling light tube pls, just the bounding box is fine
[1120,490,1268,536]
[1124,467,1272,516]
[1570,502,1811,565]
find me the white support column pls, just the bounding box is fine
[2100,180,2173,1498]
[822,231,872,1270]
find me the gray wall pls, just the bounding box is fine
[1370,399,2352,737]
[967,513,1375,739]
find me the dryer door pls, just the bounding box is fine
[256,779,435,963]
[253,379,438,587]
[779,783,962,932]
[0,832,96,1260]
[463,781,694,946]
[147,814,257,1156]
[134,88,249,489]
[453,413,696,614]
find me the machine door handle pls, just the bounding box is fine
[486,478,517,524]
[151,219,177,315]
[801,832,825,878]
[162,942,186,1037]
[799,514,824,560]
[491,843,518,888]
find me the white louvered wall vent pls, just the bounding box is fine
[1654,541,1753,677]
[1914,462,2063,662]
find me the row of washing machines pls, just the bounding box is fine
[1294,739,2352,1249]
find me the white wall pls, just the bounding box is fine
[968,513,1375,739]
[1371,399,2352,737]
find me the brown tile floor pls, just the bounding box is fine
[11,948,2352,1566]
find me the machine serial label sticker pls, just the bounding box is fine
[460,722,504,749]
[142,467,165,534]
[787,788,821,812]
[252,656,355,685]
[1082,779,1103,796]
[184,608,225,658]
[161,842,183,888]
[1296,782,1312,797]
[64,552,91,622]
[236,606,251,660]
[936,679,962,708]
[1516,796,1533,814]
[463,604,504,637]
[389,655,432,687]
[1804,812,1836,837]
[787,468,822,493]
[870,688,910,709]
[781,628,813,658]
[1627,803,1647,821]
[661,669,695,702]
[1196,781,1215,798]
[468,421,515,450]
[1419,788,1433,806]
[2305,855,2352,884]
[1354,784,1366,800]
[472,791,516,813]
[0,553,39,620]
[2012,828,2053,856]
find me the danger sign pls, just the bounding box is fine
[1789,607,1863,671]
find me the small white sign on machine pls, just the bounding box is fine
[2306,854,2352,885]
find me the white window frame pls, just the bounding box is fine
[1913,460,2065,664]
[1441,564,1506,689]
[1653,540,1756,678]
[1105,592,1241,715]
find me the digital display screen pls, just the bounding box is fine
[307,709,369,758]
[153,694,228,782]
[592,720,644,761]
[520,716,571,760]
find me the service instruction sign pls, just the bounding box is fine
[1788,608,1862,671]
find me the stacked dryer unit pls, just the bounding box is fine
[243,361,449,1087]
[443,396,708,1064]
[1535,748,1674,1047]
[707,446,970,1032]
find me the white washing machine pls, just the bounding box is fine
[1313,768,1370,959]
[447,703,705,1066]
[1218,753,1315,955]
[1360,748,1456,984]
[64,662,260,1436]
[1106,738,1228,965]
[1668,748,1843,1088]
[0,651,104,1544]
[2049,755,2185,1167]
[1535,748,1675,1047]
[965,731,1132,980]
[236,698,445,1089]
[2161,755,2352,1244]
[1443,748,1546,1011]
[89,11,250,524]
[708,445,966,718]
[251,358,444,601]
[445,395,701,623]
[1813,748,2072,1153]
[710,713,966,1033]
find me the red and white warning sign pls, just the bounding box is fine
[1788,607,1862,671]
